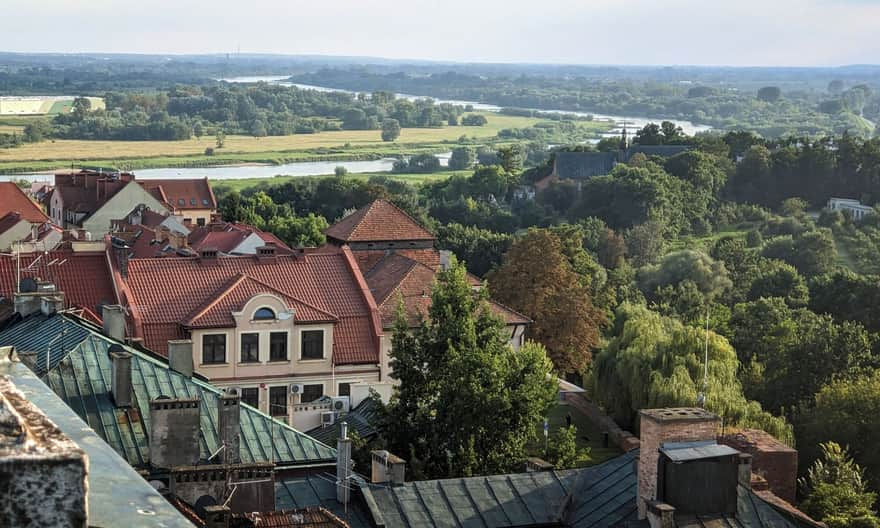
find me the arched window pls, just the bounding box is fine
[253,307,276,321]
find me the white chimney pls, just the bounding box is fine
[101,305,126,341]
[336,421,352,505]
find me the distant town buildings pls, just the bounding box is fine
[827,197,875,220]
[0,182,60,252]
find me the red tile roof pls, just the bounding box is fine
[325,199,435,243]
[120,249,380,364]
[139,178,217,211]
[365,252,530,329]
[0,182,49,223]
[189,223,292,254]
[241,507,350,527]
[185,273,338,328]
[0,251,116,317]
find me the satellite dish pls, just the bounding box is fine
[19,278,37,293]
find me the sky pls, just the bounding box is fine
[5,0,879,67]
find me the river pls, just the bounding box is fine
[1,78,709,183]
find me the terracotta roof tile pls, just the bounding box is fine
[138,178,217,211]
[325,200,435,243]
[0,251,116,316]
[121,252,380,364]
[185,273,338,328]
[0,182,49,223]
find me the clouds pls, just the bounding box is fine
[4,0,879,66]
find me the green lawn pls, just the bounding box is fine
[667,223,756,253]
[527,400,623,468]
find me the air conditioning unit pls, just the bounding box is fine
[331,396,350,414]
[321,411,336,427]
[224,386,240,396]
[289,383,304,395]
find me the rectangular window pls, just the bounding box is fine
[269,386,287,417]
[240,387,259,409]
[338,383,351,397]
[202,334,226,364]
[269,332,288,361]
[240,333,259,363]
[300,330,324,360]
[196,217,206,227]
[301,384,323,403]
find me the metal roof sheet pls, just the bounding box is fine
[0,313,336,469]
[661,442,740,463]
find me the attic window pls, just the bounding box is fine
[254,307,276,321]
[190,198,197,206]
[202,199,210,206]
[177,198,185,206]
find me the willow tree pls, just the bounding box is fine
[592,304,791,443]
[385,259,557,479]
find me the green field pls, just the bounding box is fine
[0,112,612,174]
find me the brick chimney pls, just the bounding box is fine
[199,248,219,266]
[217,393,241,465]
[149,397,201,469]
[167,339,193,378]
[102,304,126,341]
[110,344,132,407]
[638,408,719,519]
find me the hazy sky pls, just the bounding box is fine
[5,0,879,66]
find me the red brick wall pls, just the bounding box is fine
[720,430,797,504]
[638,409,720,519]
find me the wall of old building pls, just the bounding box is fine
[720,429,798,504]
[82,181,168,237]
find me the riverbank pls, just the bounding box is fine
[1,111,612,174]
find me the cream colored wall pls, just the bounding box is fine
[0,220,32,251]
[190,293,382,425]
[177,208,214,226]
[82,182,168,237]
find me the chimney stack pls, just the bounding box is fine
[217,393,241,465]
[39,295,64,316]
[371,450,406,486]
[102,305,126,341]
[637,408,719,519]
[167,339,193,378]
[110,344,132,407]
[203,505,231,528]
[336,421,352,505]
[149,397,201,469]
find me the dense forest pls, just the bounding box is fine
[214,123,880,523]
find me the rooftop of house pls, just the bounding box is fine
[364,251,530,329]
[305,397,381,446]
[0,353,194,527]
[275,474,372,528]
[117,247,380,363]
[357,447,807,528]
[139,178,217,211]
[239,507,352,527]
[0,251,117,320]
[0,312,337,470]
[0,182,49,224]
[189,222,292,255]
[325,199,435,244]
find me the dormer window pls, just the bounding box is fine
[253,307,276,321]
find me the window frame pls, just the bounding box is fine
[240,387,259,409]
[240,332,260,363]
[253,307,276,321]
[269,386,288,417]
[301,383,324,403]
[300,330,324,360]
[269,331,288,362]
[201,334,227,364]
[338,383,351,398]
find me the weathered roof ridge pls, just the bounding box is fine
[325,199,435,243]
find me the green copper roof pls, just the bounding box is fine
[0,313,336,469]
